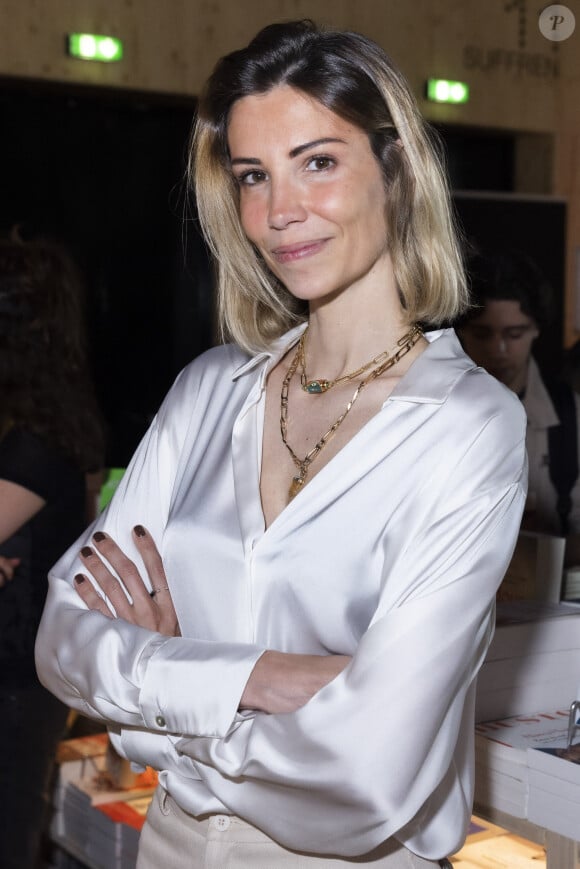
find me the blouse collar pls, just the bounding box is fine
[232,326,477,406]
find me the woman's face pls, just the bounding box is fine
[227,85,391,306]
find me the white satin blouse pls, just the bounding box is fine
[36,327,527,860]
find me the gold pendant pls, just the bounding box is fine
[289,475,305,500]
[303,379,331,394]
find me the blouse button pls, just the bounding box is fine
[155,714,166,727]
[215,815,231,831]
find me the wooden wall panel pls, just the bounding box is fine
[0,0,576,132]
[2,0,580,339]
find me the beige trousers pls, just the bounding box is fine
[136,785,446,869]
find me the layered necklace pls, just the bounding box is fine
[280,323,423,501]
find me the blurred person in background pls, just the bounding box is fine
[458,248,580,565]
[0,231,105,868]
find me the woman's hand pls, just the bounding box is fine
[240,650,351,714]
[74,525,180,637]
[0,555,20,587]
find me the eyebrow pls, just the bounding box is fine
[230,137,347,166]
[289,137,347,158]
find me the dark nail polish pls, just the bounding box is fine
[74,574,86,584]
[81,546,93,558]
[93,531,106,542]
[134,525,146,538]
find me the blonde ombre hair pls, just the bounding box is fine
[190,20,468,353]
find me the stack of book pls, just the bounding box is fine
[474,717,530,818]
[474,599,580,842]
[527,735,580,840]
[87,795,151,869]
[50,732,157,869]
[475,708,580,840]
[475,599,580,723]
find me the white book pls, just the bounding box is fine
[478,649,580,688]
[474,707,580,839]
[476,602,580,720]
[527,787,580,840]
[476,675,579,722]
[476,709,570,749]
[474,763,528,818]
[528,765,580,803]
[490,600,580,659]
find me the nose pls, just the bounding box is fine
[492,335,508,356]
[268,177,307,230]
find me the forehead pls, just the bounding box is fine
[227,84,362,152]
[469,298,533,328]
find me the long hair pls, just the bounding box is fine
[190,19,468,353]
[0,234,105,472]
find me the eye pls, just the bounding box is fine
[236,169,268,187]
[305,155,335,172]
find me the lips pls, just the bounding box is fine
[271,239,329,263]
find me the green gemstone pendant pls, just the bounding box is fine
[303,379,331,394]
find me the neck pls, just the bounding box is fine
[305,307,412,377]
[507,364,530,396]
[301,256,417,376]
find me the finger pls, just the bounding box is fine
[79,545,134,619]
[74,574,114,618]
[133,526,180,633]
[132,526,168,592]
[90,531,153,608]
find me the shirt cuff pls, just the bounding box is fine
[138,637,265,738]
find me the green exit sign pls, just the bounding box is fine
[426,78,469,104]
[67,33,123,63]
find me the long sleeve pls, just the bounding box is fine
[172,410,527,857]
[35,352,265,739]
[35,328,528,860]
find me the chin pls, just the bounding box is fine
[490,369,515,386]
[284,281,342,304]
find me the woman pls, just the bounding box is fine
[36,21,527,868]
[0,233,105,868]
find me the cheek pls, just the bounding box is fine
[351,182,388,240]
[517,339,535,359]
[316,183,387,239]
[239,197,266,245]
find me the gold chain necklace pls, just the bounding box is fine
[299,324,422,394]
[280,324,423,501]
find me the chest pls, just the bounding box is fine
[164,397,440,651]
[259,365,400,527]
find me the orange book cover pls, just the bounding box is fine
[56,732,109,764]
[96,797,151,831]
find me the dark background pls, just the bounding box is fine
[1,79,212,465]
[0,79,566,464]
